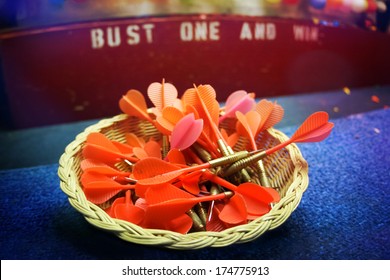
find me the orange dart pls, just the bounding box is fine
[83,144,139,165]
[132,151,250,188]
[165,148,187,165]
[111,140,134,155]
[219,90,255,123]
[132,139,162,159]
[235,110,262,150]
[119,89,155,123]
[147,79,178,113]
[170,113,204,151]
[235,99,283,187]
[140,210,193,234]
[237,101,276,187]
[164,214,194,234]
[203,171,279,218]
[125,133,145,148]
[183,85,229,155]
[222,111,334,177]
[218,193,247,225]
[142,183,204,232]
[264,111,334,154]
[112,190,144,225]
[81,172,112,186]
[155,106,185,135]
[133,185,194,233]
[185,102,220,157]
[206,203,228,232]
[188,85,251,187]
[81,159,131,179]
[81,169,135,186]
[255,99,284,136]
[144,182,194,204]
[85,132,132,156]
[143,183,236,226]
[86,132,117,149]
[83,133,138,164]
[83,179,135,204]
[179,170,203,195]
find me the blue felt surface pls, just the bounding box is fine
[0,109,389,260]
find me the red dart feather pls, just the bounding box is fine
[119,89,154,123]
[147,79,178,112]
[170,113,204,151]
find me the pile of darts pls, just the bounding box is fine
[80,80,334,234]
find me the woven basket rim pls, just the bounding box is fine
[58,113,309,249]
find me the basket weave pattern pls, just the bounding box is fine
[58,114,309,249]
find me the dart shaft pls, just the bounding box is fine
[191,191,233,203]
[264,139,292,155]
[221,150,267,177]
[203,171,238,191]
[208,150,249,168]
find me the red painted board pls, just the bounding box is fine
[1,14,389,128]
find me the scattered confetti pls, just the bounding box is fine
[374,128,380,134]
[343,87,351,95]
[74,105,84,111]
[371,95,380,103]
[333,106,339,113]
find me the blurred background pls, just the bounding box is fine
[0,0,389,30]
[0,0,389,169]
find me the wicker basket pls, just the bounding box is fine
[58,113,309,249]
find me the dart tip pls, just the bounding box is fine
[125,177,138,183]
[224,191,234,199]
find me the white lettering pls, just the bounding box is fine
[209,21,220,41]
[241,22,276,41]
[91,24,155,48]
[294,26,304,40]
[240,22,252,40]
[266,23,276,40]
[142,23,155,43]
[254,23,265,40]
[91,28,104,49]
[127,24,155,45]
[107,27,121,47]
[127,25,140,45]
[180,22,193,41]
[293,25,318,42]
[180,21,220,42]
[195,22,208,41]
